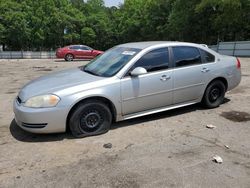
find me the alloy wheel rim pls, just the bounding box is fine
[67,54,73,61]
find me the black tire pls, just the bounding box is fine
[202,80,226,108]
[65,54,74,61]
[69,100,112,138]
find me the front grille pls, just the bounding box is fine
[17,96,22,104]
[22,122,47,128]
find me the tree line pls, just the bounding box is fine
[0,0,249,51]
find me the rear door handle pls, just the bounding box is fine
[201,67,210,73]
[160,75,171,81]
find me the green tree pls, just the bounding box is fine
[196,0,250,42]
[0,0,250,50]
[0,0,31,50]
[81,27,96,45]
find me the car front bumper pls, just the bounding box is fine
[13,99,68,134]
[55,51,65,58]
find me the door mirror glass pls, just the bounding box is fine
[130,67,147,76]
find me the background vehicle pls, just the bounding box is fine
[56,45,103,61]
[14,42,241,138]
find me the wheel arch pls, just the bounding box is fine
[207,77,228,91]
[66,96,117,131]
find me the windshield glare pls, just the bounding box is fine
[84,47,141,77]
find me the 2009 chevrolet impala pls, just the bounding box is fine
[14,42,241,137]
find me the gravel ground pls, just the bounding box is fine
[0,58,250,188]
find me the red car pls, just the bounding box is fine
[56,45,104,61]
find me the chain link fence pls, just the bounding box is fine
[210,41,250,57]
[0,51,56,59]
[1,41,250,59]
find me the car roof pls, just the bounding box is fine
[118,41,203,50]
[69,45,87,47]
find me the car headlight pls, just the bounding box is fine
[24,94,60,108]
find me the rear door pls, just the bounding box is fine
[171,46,205,104]
[199,48,217,83]
[121,47,173,115]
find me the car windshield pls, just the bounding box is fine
[83,47,141,77]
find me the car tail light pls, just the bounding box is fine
[236,58,241,69]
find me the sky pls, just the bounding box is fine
[104,0,124,7]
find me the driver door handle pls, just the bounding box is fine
[201,67,210,73]
[160,75,171,81]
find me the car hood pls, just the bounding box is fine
[18,67,104,101]
[94,50,104,53]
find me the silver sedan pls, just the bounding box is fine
[14,42,241,137]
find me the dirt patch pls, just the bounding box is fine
[221,111,250,122]
[5,91,16,94]
[110,172,140,188]
[36,68,53,72]
[242,74,250,77]
[32,66,53,71]
[103,143,112,149]
[32,66,45,69]
[229,86,247,94]
[1,58,250,187]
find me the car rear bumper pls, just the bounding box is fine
[13,100,68,134]
[227,68,241,91]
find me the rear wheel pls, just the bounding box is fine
[202,80,226,108]
[65,54,74,61]
[69,100,112,138]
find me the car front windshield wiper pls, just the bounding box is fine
[83,67,100,77]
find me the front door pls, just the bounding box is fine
[121,47,173,115]
[78,46,93,59]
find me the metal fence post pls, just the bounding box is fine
[233,41,236,56]
[216,42,220,53]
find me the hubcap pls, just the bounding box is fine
[209,87,221,102]
[80,110,103,132]
[84,112,101,128]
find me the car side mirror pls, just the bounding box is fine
[130,67,147,77]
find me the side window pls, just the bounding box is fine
[130,48,169,73]
[69,45,80,50]
[173,46,202,67]
[200,49,215,63]
[80,46,89,50]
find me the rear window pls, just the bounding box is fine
[200,49,215,63]
[173,46,202,67]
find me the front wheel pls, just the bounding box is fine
[202,80,226,108]
[69,100,112,138]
